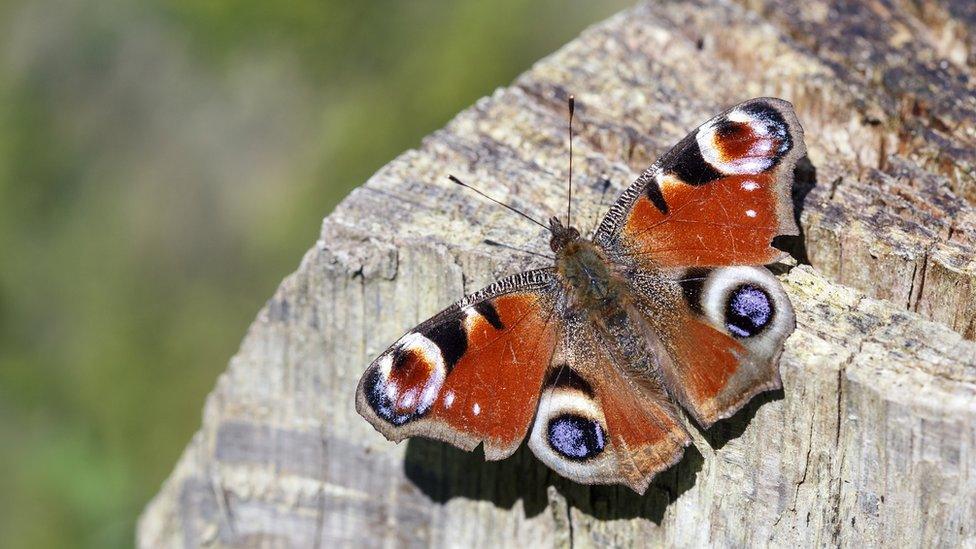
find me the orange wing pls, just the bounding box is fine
[356,269,560,460]
[635,265,796,427]
[591,98,804,427]
[595,98,804,267]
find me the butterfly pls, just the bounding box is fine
[356,97,805,494]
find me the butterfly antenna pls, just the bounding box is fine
[566,95,575,228]
[483,239,554,260]
[448,175,549,231]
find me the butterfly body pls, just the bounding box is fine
[551,219,674,376]
[356,97,806,494]
[551,219,622,313]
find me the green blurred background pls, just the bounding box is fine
[0,1,630,546]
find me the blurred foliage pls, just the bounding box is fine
[0,0,629,546]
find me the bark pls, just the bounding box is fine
[139,0,976,547]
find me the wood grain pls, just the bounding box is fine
[139,1,976,546]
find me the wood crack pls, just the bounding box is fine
[566,503,575,549]
[908,251,930,311]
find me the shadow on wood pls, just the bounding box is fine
[697,388,786,450]
[403,389,784,523]
[404,438,703,524]
[773,155,818,265]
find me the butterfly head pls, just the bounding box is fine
[548,217,581,252]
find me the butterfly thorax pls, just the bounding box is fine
[549,217,624,313]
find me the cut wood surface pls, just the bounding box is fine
[139,1,976,547]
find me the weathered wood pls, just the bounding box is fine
[139,1,976,547]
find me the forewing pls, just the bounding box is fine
[356,269,560,460]
[635,266,795,428]
[527,318,691,494]
[595,98,805,267]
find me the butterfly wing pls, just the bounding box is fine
[634,266,795,427]
[356,269,561,460]
[527,314,692,494]
[594,98,803,427]
[594,97,805,267]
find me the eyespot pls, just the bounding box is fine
[364,332,447,426]
[741,101,791,155]
[725,284,773,338]
[695,100,792,176]
[364,366,417,426]
[547,414,606,460]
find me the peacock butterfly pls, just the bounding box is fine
[356,97,804,494]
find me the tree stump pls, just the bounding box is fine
[139,0,976,546]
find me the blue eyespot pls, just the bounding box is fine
[742,101,792,155]
[725,284,773,338]
[547,414,606,460]
[364,368,406,425]
[364,364,421,426]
